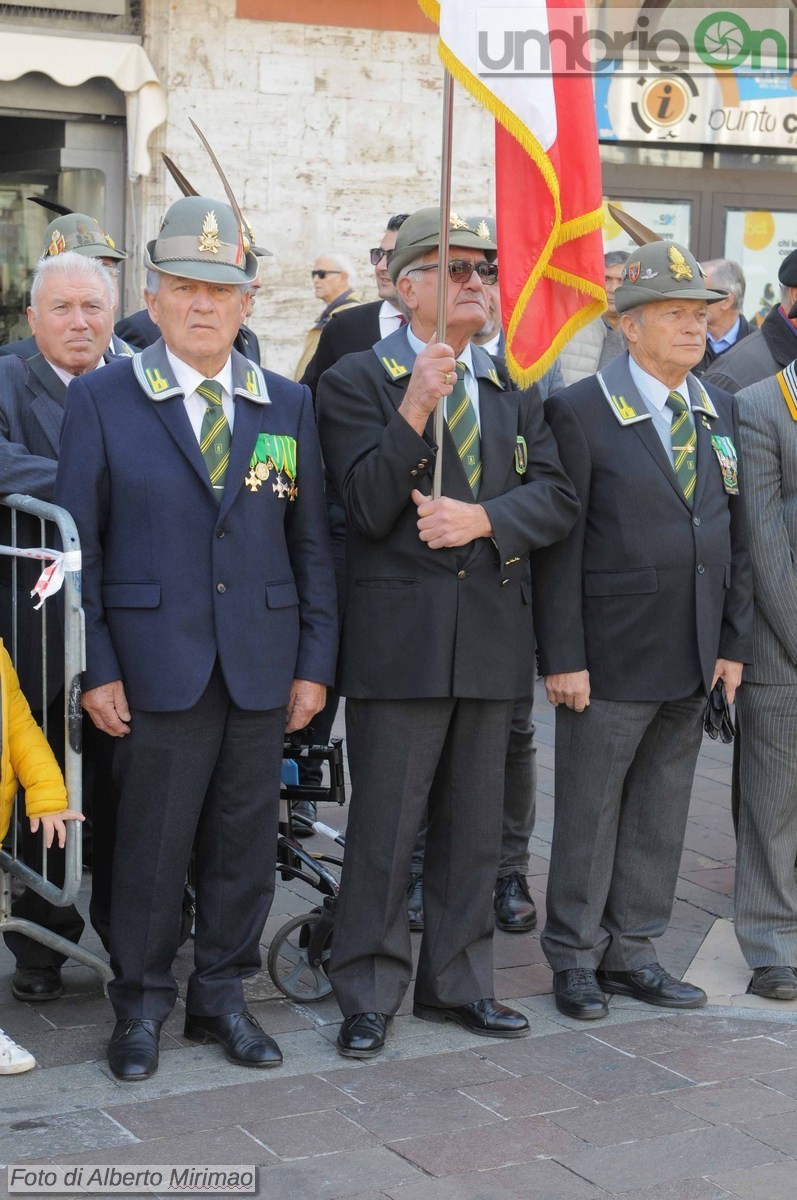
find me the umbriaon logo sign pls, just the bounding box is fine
[475,7,790,75]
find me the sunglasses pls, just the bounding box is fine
[369,247,390,265]
[412,259,498,285]
[311,269,342,279]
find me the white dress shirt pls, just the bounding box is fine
[378,300,405,339]
[628,357,692,470]
[46,357,105,388]
[165,348,235,440]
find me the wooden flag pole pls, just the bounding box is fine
[433,70,455,501]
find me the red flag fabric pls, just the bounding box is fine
[419,0,606,386]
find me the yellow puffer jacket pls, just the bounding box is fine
[1,640,67,842]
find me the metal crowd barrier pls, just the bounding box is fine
[0,495,112,985]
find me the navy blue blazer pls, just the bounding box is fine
[55,342,337,712]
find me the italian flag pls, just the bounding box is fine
[418,0,606,386]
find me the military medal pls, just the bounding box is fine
[710,434,739,495]
[255,461,270,481]
[272,474,289,499]
[514,436,528,475]
[247,431,298,496]
[245,469,262,493]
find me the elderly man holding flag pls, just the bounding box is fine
[317,207,579,1058]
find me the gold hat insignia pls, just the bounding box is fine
[474,220,491,240]
[449,212,471,231]
[198,210,221,255]
[668,245,693,281]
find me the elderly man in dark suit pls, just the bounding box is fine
[0,250,119,1001]
[532,240,753,1020]
[317,207,580,1058]
[733,360,797,1001]
[56,194,337,1082]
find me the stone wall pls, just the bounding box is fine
[131,0,494,377]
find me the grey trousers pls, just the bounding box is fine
[329,696,514,1016]
[735,682,797,967]
[411,694,536,878]
[542,694,704,972]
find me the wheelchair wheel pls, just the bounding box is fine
[267,910,333,1001]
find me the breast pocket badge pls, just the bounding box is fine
[710,434,739,495]
[514,436,528,475]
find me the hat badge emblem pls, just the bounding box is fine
[198,210,221,255]
[474,220,491,240]
[668,244,693,281]
[627,262,640,283]
[449,211,470,231]
[47,230,66,257]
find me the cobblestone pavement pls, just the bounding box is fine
[2,684,796,1199]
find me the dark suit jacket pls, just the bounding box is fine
[317,327,580,701]
[704,305,797,393]
[0,353,71,706]
[531,354,753,702]
[301,300,383,397]
[55,342,337,711]
[114,309,262,364]
[694,314,751,377]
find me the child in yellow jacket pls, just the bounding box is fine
[1,639,83,1072]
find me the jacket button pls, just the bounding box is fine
[419,459,428,466]
[457,570,466,580]
[500,578,509,586]
[216,582,227,593]
[697,564,705,574]
[410,469,418,476]
[216,527,226,539]
[693,516,701,526]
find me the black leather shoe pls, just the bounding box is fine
[107,1019,161,1081]
[184,1011,282,1067]
[553,968,609,1020]
[407,874,424,931]
[413,998,530,1038]
[597,964,707,1009]
[12,967,63,1002]
[291,798,317,838]
[337,1012,391,1058]
[749,966,797,1001]
[494,873,537,933]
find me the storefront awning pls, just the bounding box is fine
[0,33,167,179]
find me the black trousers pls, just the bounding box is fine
[107,664,285,1022]
[329,696,514,1016]
[4,697,117,967]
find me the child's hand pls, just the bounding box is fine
[29,810,85,849]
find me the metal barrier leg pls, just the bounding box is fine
[0,868,113,989]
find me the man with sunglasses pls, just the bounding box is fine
[294,254,360,381]
[300,215,409,398]
[317,207,579,1059]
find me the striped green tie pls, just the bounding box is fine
[665,390,697,507]
[446,362,481,498]
[198,379,230,502]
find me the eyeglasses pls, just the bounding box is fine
[411,259,498,285]
[311,269,342,279]
[369,247,390,265]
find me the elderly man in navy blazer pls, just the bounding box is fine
[55,195,337,1082]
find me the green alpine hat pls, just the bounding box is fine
[387,207,497,282]
[615,241,727,313]
[42,213,127,261]
[145,195,258,284]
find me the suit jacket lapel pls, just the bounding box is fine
[26,355,66,455]
[478,382,514,500]
[150,395,216,498]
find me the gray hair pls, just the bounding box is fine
[393,252,433,320]
[702,259,745,310]
[145,269,249,296]
[30,251,115,316]
[604,250,630,268]
[318,253,357,289]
